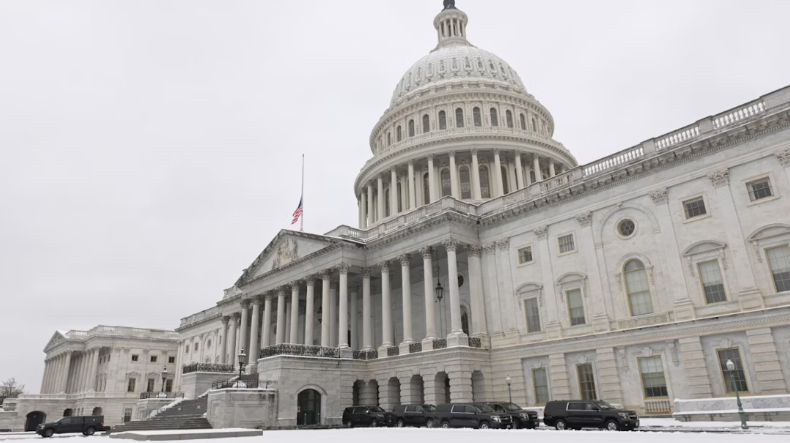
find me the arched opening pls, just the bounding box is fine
[422,114,430,133]
[473,107,482,127]
[410,375,425,404]
[396,125,402,142]
[472,371,486,401]
[455,108,464,128]
[440,169,452,197]
[63,408,73,417]
[387,377,401,410]
[434,372,450,404]
[520,113,527,130]
[461,306,470,336]
[459,166,471,199]
[422,173,430,204]
[397,182,403,213]
[387,132,391,146]
[531,117,537,132]
[384,188,390,217]
[444,377,452,403]
[479,166,491,199]
[501,166,510,194]
[506,110,514,128]
[92,407,103,416]
[297,389,322,426]
[359,379,380,407]
[353,380,364,406]
[408,119,415,137]
[490,108,499,127]
[439,111,447,130]
[624,259,654,316]
[25,411,47,432]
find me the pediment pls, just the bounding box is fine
[748,224,790,243]
[683,240,727,257]
[515,282,542,294]
[235,230,338,285]
[556,272,587,285]
[43,331,67,353]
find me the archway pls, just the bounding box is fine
[63,408,73,417]
[387,378,401,410]
[434,372,450,404]
[461,306,470,336]
[25,411,47,431]
[352,380,364,406]
[472,371,486,401]
[297,389,322,426]
[92,407,103,416]
[410,375,425,404]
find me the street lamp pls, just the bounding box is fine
[435,259,445,337]
[726,359,749,430]
[506,374,512,403]
[160,366,169,395]
[238,348,246,379]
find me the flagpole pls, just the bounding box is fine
[300,154,304,232]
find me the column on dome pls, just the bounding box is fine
[534,155,542,182]
[390,168,398,216]
[249,297,261,368]
[304,278,315,346]
[239,300,250,356]
[515,152,524,190]
[507,157,517,192]
[524,160,532,187]
[290,282,300,344]
[367,184,374,226]
[399,254,413,349]
[444,239,467,346]
[359,195,365,229]
[338,264,350,348]
[428,155,437,203]
[362,268,373,351]
[408,160,416,209]
[549,159,556,178]
[493,150,503,197]
[467,245,488,337]
[262,294,273,348]
[276,289,286,345]
[220,316,230,364]
[421,247,437,343]
[330,279,338,347]
[449,151,459,199]
[378,262,394,351]
[321,270,331,347]
[350,282,359,350]
[377,176,384,221]
[471,149,482,200]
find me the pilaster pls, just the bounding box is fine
[745,328,788,394]
[448,371,474,402]
[677,337,713,398]
[548,353,571,400]
[595,348,624,405]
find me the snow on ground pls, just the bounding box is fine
[640,419,790,429]
[3,428,790,443]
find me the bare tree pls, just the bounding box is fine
[0,378,25,404]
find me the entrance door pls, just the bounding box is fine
[297,389,321,426]
[25,412,47,432]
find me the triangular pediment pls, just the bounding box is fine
[43,331,67,353]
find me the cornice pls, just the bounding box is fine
[363,211,478,252]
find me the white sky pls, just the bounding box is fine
[1,0,788,394]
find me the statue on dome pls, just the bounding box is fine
[443,0,456,10]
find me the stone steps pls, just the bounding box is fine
[110,396,212,433]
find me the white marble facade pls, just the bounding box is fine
[15,0,790,430]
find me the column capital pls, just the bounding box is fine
[290,281,301,290]
[442,238,460,252]
[420,246,433,258]
[534,225,549,240]
[448,150,456,158]
[232,312,241,320]
[408,159,415,166]
[649,188,668,205]
[251,297,263,306]
[427,154,434,161]
[321,269,332,280]
[240,299,251,309]
[492,149,501,156]
[399,254,411,266]
[575,211,593,227]
[362,267,372,278]
[471,148,479,156]
[338,262,351,274]
[467,245,483,257]
[777,148,790,166]
[305,277,316,287]
[707,168,730,187]
[221,316,230,326]
[277,287,287,297]
[379,261,391,274]
[496,239,510,250]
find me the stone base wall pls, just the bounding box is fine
[206,389,277,429]
[0,411,19,431]
[134,398,175,421]
[180,372,235,399]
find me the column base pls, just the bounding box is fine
[545,322,563,340]
[246,364,258,375]
[673,299,696,321]
[378,345,394,358]
[592,314,611,333]
[398,342,413,355]
[446,331,469,348]
[338,347,353,359]
[738,288,765,311]
[422,338,436,352]
[471,333,491,349]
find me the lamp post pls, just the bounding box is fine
[726,359,749,430]
[238,348,246,379]
[435,258,444,337]
[506,374,512,403]
[160,366,168,395]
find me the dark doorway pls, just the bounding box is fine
[63,408,73,417]
[92,407,103,416]
[297,389,321,426]
[25,411,47,431]
[444,377,451,403]
[461,309,469,336]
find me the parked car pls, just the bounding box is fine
[342,406,394,428]
[391,404,436,427]
[486,402,539,429]
[432,403,512,429]
[543,400,639,431]
[36,416,105,437]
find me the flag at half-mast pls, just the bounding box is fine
[291,197,303,225]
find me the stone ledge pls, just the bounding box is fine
[110,429,263,441]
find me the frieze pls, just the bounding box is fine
[617,312,670,330]
[707,169,730,187]
[649,188,668,205]
[534,226,548,239]
[575,211,593,227]
[467,245,483,257]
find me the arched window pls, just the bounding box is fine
[384,188,390,218]
[441,169,452,197]
[479,166,491,198]
[396,125,402,142]
[387,132,391,146]
[423,173,431,204]
[506,110,514,128]
[473,107,482,127]
[408,119,415,137]
[501,166,509,194]
[459,166,471,199]
[520,113,527,130]
[490,108,499,126]
[397,182,403,212]
[624,260,654,316]
[531,118,537,132]
[439,111,447,130]
[422,114,430,133]
[455,108,464,128]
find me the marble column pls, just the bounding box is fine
[40,360,49,394]
[421,247,437,342]
[449,152,459,199]
[249,298,262,368]
[220,316,230,364]
[367,184,374,226]
[400,254,413,347]
[360,193,367,229]
[60,351,72,393]
[466,245,488,337]
[533,155,542,182]
[89,348,100,392]
[362,269,373,351]
[338,264,350,349]
[239,300,250,356]
[305,278,315,346]
[443,239,466,343]
[427,155,436,203]
[408,161,416,209]
[390,168,398,216]
[777,149,790,184]
[493,150,503,197]
[276,289,286,345]
[262,295,273,348]
[515,152,524,190]
[534,226,561,339]
[380,262,394,349]
[350,283,359,350]
[575,212,610,332]
[321,270,331,347]
[377,176,385,221]
[330,280,338,347]
[471,149,482,200]
[228,314,238,365]
[549,159,556,177]
[290,282,300,344]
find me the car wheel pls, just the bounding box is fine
[606,420,620,431]
[344,420,353,428]
[84,426,96,436]
[396,419,404,428]
[555,419,567,431]
[512,420,520,430]
[479,421,490,430]
[370,420,378,428]
[425,419,433,428]
[441,421,450,429]
[43,429,54,438]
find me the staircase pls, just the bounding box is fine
[109,395,212,433]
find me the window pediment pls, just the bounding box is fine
[556,272,587,286]
[748,224,790,243]
[682,240,727,257]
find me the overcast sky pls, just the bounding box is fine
[1,0,788,394]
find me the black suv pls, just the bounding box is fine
[36,416,105,437]
[486,402,539,429]
[342,406,394,428]
[391,404,436,427]
[433,403,512,429]
[543,400,639,431]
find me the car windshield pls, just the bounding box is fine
[593,401,616,410]
[475,404,494,413]
[423,405,436,412]
[503,403,523,412]
[369,406,384,412]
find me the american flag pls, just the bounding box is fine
[291,197,303,225]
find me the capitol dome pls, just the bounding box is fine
[353,0,577,230]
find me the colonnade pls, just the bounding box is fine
[40,349,101,394]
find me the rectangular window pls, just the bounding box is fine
[718,348,748,393]
[577,363,597,400]
[131,355,139,362]
[127,378,136,393]
[150,356,158,363]
[558,234,575,254]
[566,289,586,326]
[683,197,707,219]
[747,178,773,201]
[524,298,541,333]
[518,246,533,264]
[698,260,727,303]
[194,343,199,351]
[168,356,176,364]
[766,245,790,293]
[639,357,668,398]
[146,379,155,393]
[533,368,549,404]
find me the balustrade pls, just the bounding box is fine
[713,100,765,129]
[181,363,234,374]
[408,342,423,353]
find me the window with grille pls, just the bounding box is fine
[397,125,402,142]
[456,108,464,128]
[747,178,773,201]
[533,368,549,404]
[473,107,482,127]
[441,169,451,197]
[408,119,415,137]
[490,108,499,126]
[168,356,175,364]
[127,378,136,393]
[567,289,586,326]
[718,348,748,393]
[766,245,790,293]
[577,364,597,400]
[506,110,514,128]
[147,379,155,393]
[150,355,158,363]
[387,132,391,146]
[479,166,490,198]
[518,246,533,264]
[439,111,447,130]
[524,298,541,333]
[683,197,707,219]
[520,113,527,130]
[131,355,139,362]
[558,234,575,253]
[422,115,430,133]
[460,167,471,199]
[639,357,668,398]
[624,260,654,316]
[698,261,727,303]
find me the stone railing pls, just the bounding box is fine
[655,123,700,151]
[182,363,235,375]
[582,145,645,177]
[60,326,179,341]
[408,342,423,353]
[352,350,378,360]
[644,399,672,414]
[139,392,184,400]
[211,379,260,390]
[386,346,399,357]
[468,337,482,348]
[713,99,765,129]
[433,338,448,350]
[179,306,221,328]
[260,344,339,359]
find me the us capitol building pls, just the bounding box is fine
[5,0,790,430]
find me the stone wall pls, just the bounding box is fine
[180,372,235,400]
[206,389,277,429]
